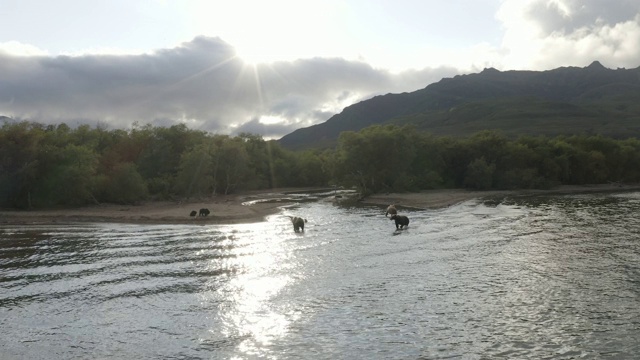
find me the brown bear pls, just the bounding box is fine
[385,204,398,217]
[290,216,307,232]
[390,214,409,229]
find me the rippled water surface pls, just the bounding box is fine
[2,192,640,359]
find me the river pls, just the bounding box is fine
[1,191,639,359]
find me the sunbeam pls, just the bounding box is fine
[117,54,242,127]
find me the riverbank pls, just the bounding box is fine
[1,184,639,226]
[0,189,317,226]
[362,183,640,210]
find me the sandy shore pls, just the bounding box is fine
[0,189,319,226]
[1,184,639,226]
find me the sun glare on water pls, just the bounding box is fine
[198,222,299,357]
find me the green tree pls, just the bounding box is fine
[215,137,251,194]
[137,124,208,195]
[439,137,470,187]
[586,150,609,183]
[174,143,214,198]
[411,133,446,189]
[174,135,251,196]
[99,162,148,204]
[294,150,328,187]
[335,125,416,194]
[33,144,99,206]
[615,139,640,181]
[239,133,275,189]
[0,121,45,208]
[261,140,297,188]
[464,157,495,190]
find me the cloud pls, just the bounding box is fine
[0,36,458,139]
[3,1,639,141]
[524,0,639,35]
[497,0,640,69]
[0,41,48,56]
[233,118,302,140]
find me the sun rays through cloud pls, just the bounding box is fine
[1,0,640,139]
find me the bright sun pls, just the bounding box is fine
[234,44,282,66]
[191,1,340,66]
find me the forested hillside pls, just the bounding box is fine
[3,120,640,209]
[279,61,640,150]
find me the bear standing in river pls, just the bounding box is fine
[385,205,397,217]
[290,216,307,232]
[390,214,409,229]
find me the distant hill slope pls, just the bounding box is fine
[278,61,640,150]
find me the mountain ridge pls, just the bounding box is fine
[278,61,640,150]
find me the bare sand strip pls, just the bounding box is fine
[0,190,299,226]
[1,184,639,226]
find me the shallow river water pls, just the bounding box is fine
[1,191,640,359]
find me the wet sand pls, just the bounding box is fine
[1,184,639,225]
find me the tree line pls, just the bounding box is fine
[0,121,329,209]
[334,125,640,194]
[2,121,640,209]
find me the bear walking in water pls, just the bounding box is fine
[390,214,409,229]
[289,216,307,232]
[385,205,397,217]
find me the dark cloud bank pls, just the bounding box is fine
[0,36,456,139]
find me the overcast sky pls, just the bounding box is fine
[1,0,639,139]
